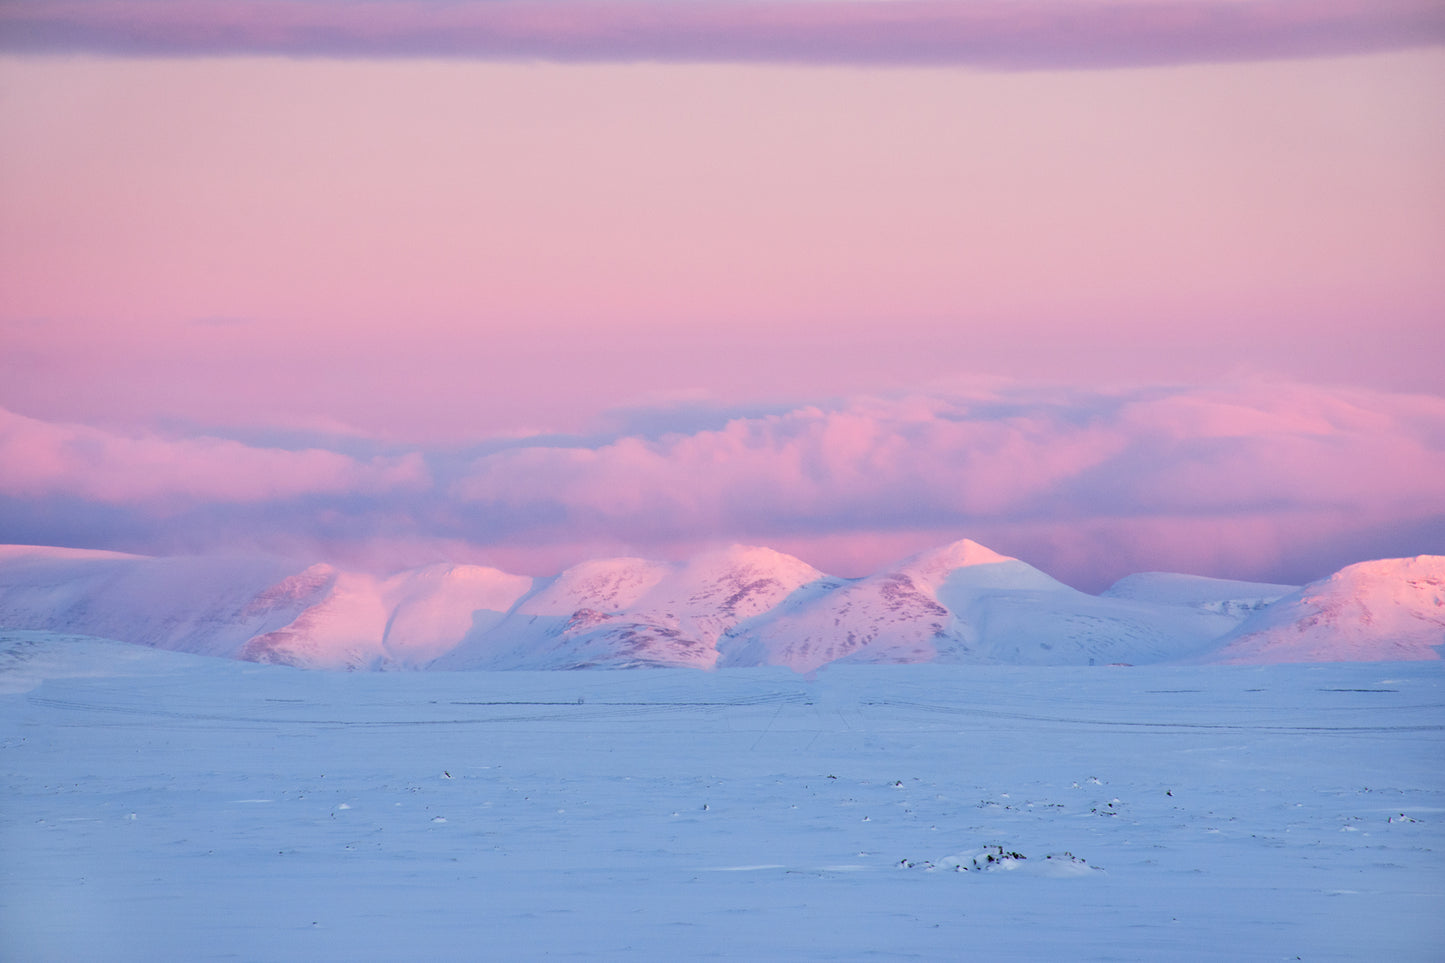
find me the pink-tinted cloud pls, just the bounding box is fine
[0,406,428,504]
[453,395,1121,523]
[2,0,1442,67]
[452,382,1445,524]
[446,381,1445,583]
[1,382,1441,589]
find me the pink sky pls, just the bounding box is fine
[0,2,1442,586]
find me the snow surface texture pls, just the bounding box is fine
[1,633,1441,960]
[0,541,1441,670]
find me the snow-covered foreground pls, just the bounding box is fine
[2,632,1442,961]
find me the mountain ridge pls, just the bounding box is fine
[0,542,1439,670]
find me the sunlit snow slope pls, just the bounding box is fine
[1,542,1440,669]
[721,540,1260,670]
[437,546,824,669]
[0,547,532,670]
[1209,556,1445,663]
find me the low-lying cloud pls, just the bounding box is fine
[3,1,1442,68]
[0,407,428,504]
[1,381,1441,589]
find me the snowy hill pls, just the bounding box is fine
[438,545,826,669]
[719,539,1014,669]
[428,556,674,669]
[238,563,534,669]
[0,542,1439,669]
[1207,556,1445,663]
[0,548,532,670]
[0,547,321,660]
[1102,571,1297,617]
[721,539,1256,670]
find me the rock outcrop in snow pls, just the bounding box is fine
[1,541,1439,670]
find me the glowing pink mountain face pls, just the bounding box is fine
[1213,556,1445,664]
[3,540,1436,671]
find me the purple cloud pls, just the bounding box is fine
[444,383,1445,581]
[8,381,1440,589]
[0,406,428,504]
[2,1,1442,67]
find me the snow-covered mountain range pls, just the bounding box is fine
[0,541,1439,670]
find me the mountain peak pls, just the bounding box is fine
[687,544,821,578]
[889,538,1013,586]
[1325,555,1444,586]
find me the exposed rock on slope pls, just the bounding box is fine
[1208,556,1445,663]
[1,542,1437,669]
[722,539,1253,670]
[442,545,825,669]
[0,547,323,659]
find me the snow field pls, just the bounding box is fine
[2,634,1442,960]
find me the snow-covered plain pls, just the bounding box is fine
[2,631,1442,961]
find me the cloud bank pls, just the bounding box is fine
[0,407,427,504]
[3,0,1442,67]
[1,381,1441,589]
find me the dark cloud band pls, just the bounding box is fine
[3,1,1443,68]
